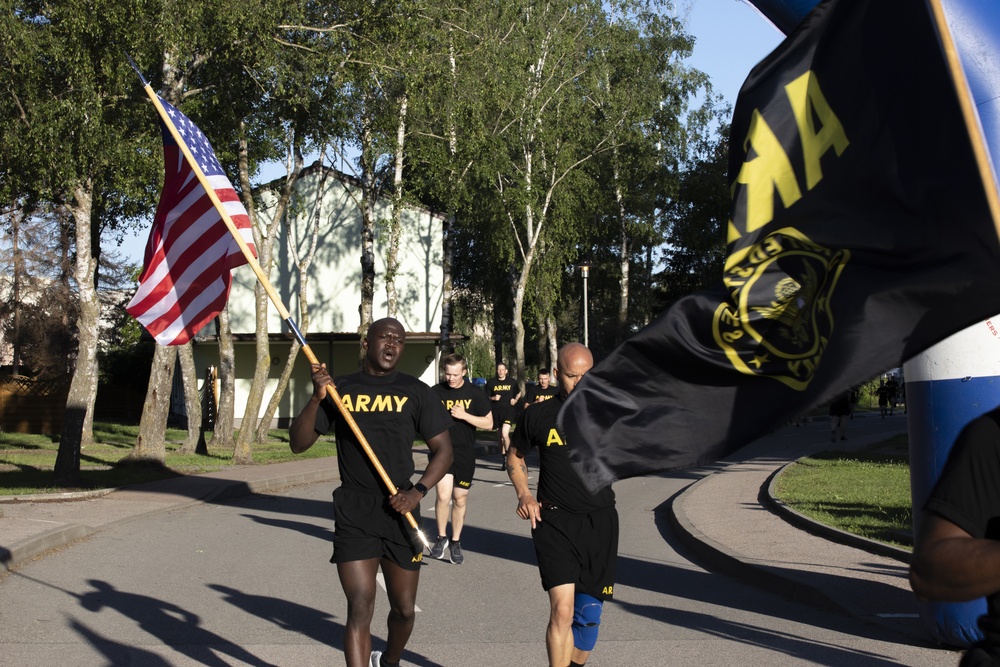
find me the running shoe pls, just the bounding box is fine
[370,650,383,667]
[449,541,464,564]
[429,535,449,560]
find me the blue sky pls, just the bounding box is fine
[116,1,785,264]
[683,0,783,105]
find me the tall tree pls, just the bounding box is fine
[657,121,731,305]
[1,1,161,483]
[481,0,618,387]
[589,3,708,342]
[255,156,330,443]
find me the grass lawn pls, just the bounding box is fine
[0,422,337,495]
[773,434,912,549]
[3,418,914,552]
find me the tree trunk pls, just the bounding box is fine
[258,157,325,442]
[128,344,176,464]
[493,306,504,366]
[256,339,300,443]
[54,184,100,485]
[385,93,407,318]
[79,352,97,446]
[210,308,237,448]
[511,263,530,397]
[234,281,269,464]
[546,315,558,371]
[359,120,377,340]
[614,160,630,340]
[176,342,204,454]
[80,218,105,446]
[440,214,455,354]
[11,210,21,376]
[439,35,459,354]
[130,66,184,466]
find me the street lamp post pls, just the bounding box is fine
[577,259,592,347]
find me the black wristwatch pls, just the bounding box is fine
[413,482,428,497]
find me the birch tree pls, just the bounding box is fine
[482,0,617,387]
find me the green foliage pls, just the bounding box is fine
[656,121,731,308]
[774,437,912,548]
[2,0,732,423]
[453,334,496,381]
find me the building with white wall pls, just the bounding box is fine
[192,162,446,427]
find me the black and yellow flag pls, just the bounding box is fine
[560,0,1000,490]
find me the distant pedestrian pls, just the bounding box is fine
[486,362,520,470]
[877,380,891,418]
[518,368,559,422]
[884,376,900,416]
[829,391,853,442]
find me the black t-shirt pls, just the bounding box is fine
[315,371,451,492]
[511,395,615,513]
[828,392,852,416]
[527,384,559,404]
[486,376,519,418]
[926,408,1000,644]
[432,379,492,451]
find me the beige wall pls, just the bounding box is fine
[228,166,444,336]
[192,339,442,427]
[190,164,446,426]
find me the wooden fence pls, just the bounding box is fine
[0,375,146,434]
[0,375,70,434]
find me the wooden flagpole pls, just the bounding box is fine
[928,0,1000,239]
[128,60,428,548]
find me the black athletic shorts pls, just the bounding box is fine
[492,404,515,429]
[531,504,618,600]
[331,485,424,571]
[450,446,476,489]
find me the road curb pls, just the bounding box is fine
[0,524,95,568]
[669,467,928,645]
[0,488,116,504]
[668,475,850,616]
[1,467,340,572]
[763,462,911,563]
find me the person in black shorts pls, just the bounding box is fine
[486,362,520,468]
[428,353,493,564]
[507,343,617,667]
[910,407,1000,666]
[828,390,853,442]
[289,318,453,667]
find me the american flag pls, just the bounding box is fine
[126,96,257,346]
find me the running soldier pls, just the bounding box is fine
[429,353,493,564]
[507,343,618,667]
[486,362,520,468]
[289,318,453,667]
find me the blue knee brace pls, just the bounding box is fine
[572,593,603,651]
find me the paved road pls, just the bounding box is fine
[0,419,956,666]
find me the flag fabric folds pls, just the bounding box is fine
[126,97,257,346]
[559,0,1000,490]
